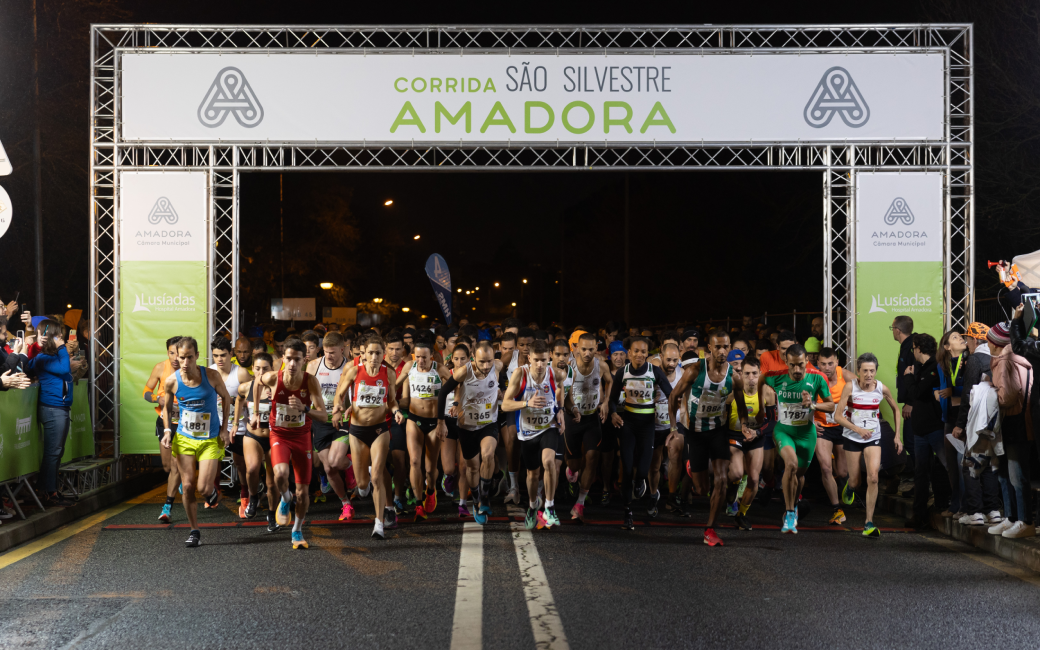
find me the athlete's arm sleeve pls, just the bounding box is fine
[652,366,673,397]
[608,368,624,413]
[437,375,460,422]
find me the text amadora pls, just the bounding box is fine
[133,292,198,313]
[870,229,929,248]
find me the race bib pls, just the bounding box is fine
[249,402,270,426]
[169,400,180,425]
[464,402,494,426]
[521,407,554,434]
[356,384,385,408]
[180,410,212,436]
[655,402,670,427]
[851,408,880,432]
[444,391,456,417]
[274,403,305,428]
[624,379,654,405]
[778,402,811,427]
[691,392,724,420]
[322,388,337,412]
[409,376,437,400]
[576,388,600,416]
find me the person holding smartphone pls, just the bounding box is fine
[26,319,75,508]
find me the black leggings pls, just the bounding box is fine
[620,413,655,507]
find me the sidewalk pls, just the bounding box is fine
[0,471,164,554]
[880,491,1040,573]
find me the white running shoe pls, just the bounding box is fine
[987,518,1013,535]
[372,519,385,540]
[960,513,985,526]
[1002,521,1037,539]
[504,488,519,505]
[985,510,1004,524]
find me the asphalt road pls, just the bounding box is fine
[2,482,1040,650]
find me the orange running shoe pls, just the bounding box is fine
[238,497,249,519]
[423,490,437,514]
[414,504,428,521]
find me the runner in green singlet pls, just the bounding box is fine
[756,344,834,534]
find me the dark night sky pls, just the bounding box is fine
[0,0,1028,328]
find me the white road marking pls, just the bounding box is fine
[449,521,484,650]
[508,504,570,649]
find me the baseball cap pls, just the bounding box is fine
[964,322,990,340]
[727,349,746,362]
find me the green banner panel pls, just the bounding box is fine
[119,260,208,454]
[856,260,944,428]
[0,386,41,482]
[62,383,95,462]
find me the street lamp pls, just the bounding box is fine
[320,282,333,290]
[384,200,393,206]
[402,307,410,312]
[413,235,420,240]
[474,286,479,291]
[511,302,517,307]
[522,279,528,284]
[494,282,500,287]
[457,288,462,293]
[373,297,383,303]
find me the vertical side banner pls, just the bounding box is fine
[425,254,453,325]
[119,172,209,454]
[856,172,944,427]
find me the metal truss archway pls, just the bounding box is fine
[89,23,973,457]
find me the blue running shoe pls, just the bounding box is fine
[479,504,492,517]
[320,474,332,494]
[276,498,292,526]
[178,483,183,495]
[158,503,172,523]
[474,508,488,525]
[291,530,308,549]
[725,500,739,517]
[781,511,798,534]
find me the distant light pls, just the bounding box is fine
[384,200,393,206]
[555,281,558,284]
[66,304,72,309]
[476,298,480,301]
[402,307,410,312]
[522,279,528,284]
[413,235,420,240]
[511,302,517,307]
[494,282,500,287]
[320,282,333,290]
[466,291,471,295]
[471,307,476,311]
[457,288,462,293]
[421,315,427,319]
[373,297,383,303]
[474,286,480,291]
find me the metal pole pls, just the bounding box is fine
[623,173,630,324]
[32,0,44,313]
[279,174,285,299]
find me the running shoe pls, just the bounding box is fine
[474,507,488,525]
[205,489,220,509]
[600,490,611,506]
[158,504,172,523]
[648,493,660,519]
[372,520,385,540]
[725,500,739,517]
[320,474,332,494]
[621,509,635,531]
[393,496,407,516]
[458,504,470,518]
[244,497,258,519]
[536,510,549,529]
[185,529,201,548]
[384,507,398,530]
[414,504,428,521]
[292,531,308,549]
[567,480,577,497]
[478,503,492,518]
[633,478,647,500]
[841,482,856,506]
[735,514,752,531]
[423,490,437,513]
[339,502,355,521]
[781,511,798,534]
[703,528,723,546]
[406,488,418,506]
[178,483,183,495]
[525,508,538,530]
[570,504,585,522]
[829,508,847,525]
[544,507,560,528]
[267,511,280,533]
[441,473,456,497]
[862,521,880,538]
[276,498,293,526]
[313,491,326,504]
[238,496,250,518]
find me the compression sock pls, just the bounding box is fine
[292,517,303,533]
[165,496,176,506]
[281,489,293,503]
[577,489,589,506]
[479,478,493,503]
[509,472,518,490]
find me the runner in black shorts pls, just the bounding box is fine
[724,355,774,531]
[439,344,469,516]
[306,332,355,522]
[600,340,628,505]
[234,353,279,529]
[564,332,613,521]
[398,338,452,520]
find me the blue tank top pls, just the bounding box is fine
[175,367,221,440]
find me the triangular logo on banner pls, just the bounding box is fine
[883,197,915,226]
[0,139,11,176]
[147,197,179,225]
[804,67,870,129]
[198,67,264,128]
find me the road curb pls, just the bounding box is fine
[0,471,164,554]
[880,493,1040,572]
